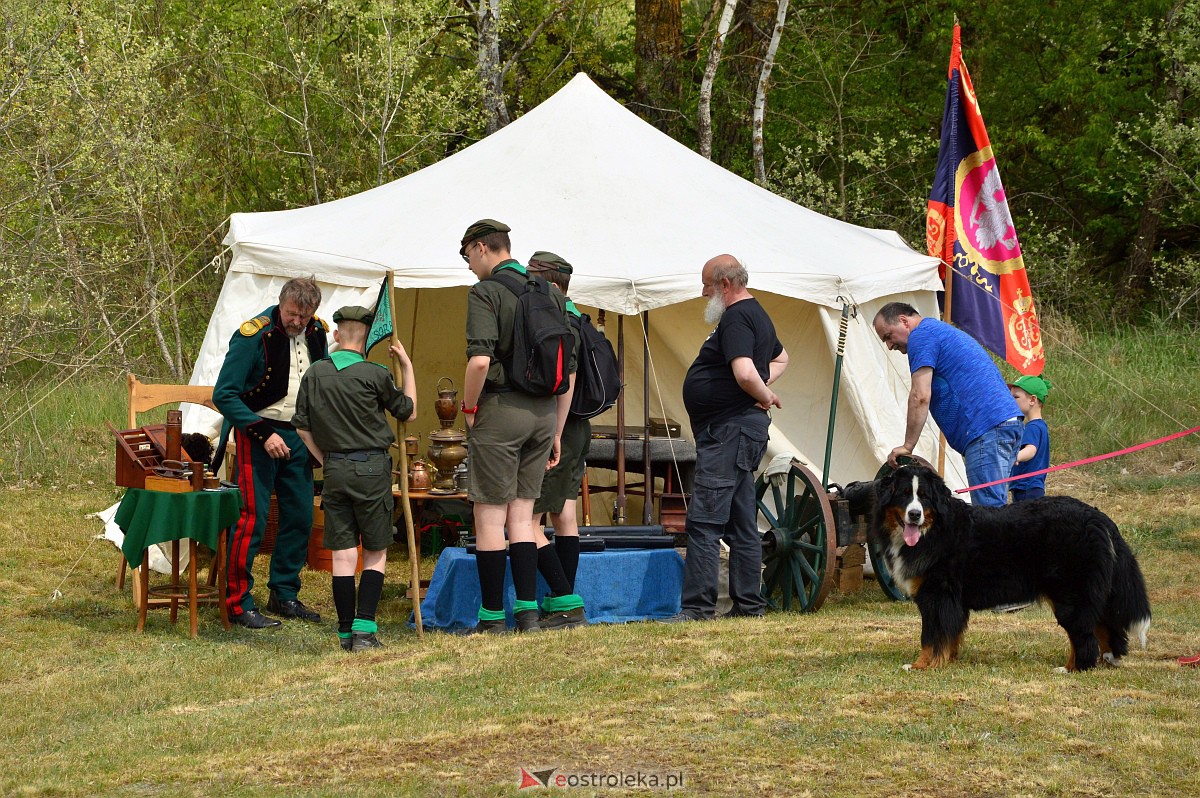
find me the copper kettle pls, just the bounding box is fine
[407,459,433,492]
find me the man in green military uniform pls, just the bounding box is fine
[458,220,575,634]
[212,277,328,629]
[294,305,416,651]
[527,251,588,630]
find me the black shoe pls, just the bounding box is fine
[540,607,587,630]
[267,593,322,622]
[718,607,765,619]
[350,632,385,652]
[454,618,509,636]
[514,609,543,633]
[231,608,282,629]
[656,611,707,624]
[339,636,353,651]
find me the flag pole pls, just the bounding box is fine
[388,270,423,638]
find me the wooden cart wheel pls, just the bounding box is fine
[866,461,913,602]
[755,460,836,612]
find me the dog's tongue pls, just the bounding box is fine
[903,524,921,547]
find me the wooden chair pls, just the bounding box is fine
[117,374,221,602]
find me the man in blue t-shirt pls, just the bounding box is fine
[872,302,1022,507]
[1008,374,1052,502]
[662,254,789,622]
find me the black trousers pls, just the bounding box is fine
[680,410,769,617]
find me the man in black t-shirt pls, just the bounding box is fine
[663,255,789,622]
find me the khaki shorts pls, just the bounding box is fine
[468,391,556,505]
[321,453,395,551]
[534,416,590,515]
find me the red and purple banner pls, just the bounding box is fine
[927,25,1044,376]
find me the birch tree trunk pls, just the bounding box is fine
[699,0,739,160]
[478,0,510,134]
[753,0,788,185]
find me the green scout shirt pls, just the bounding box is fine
[465,260,577,391]
[292,350,413,453]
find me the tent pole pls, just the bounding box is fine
[615,315,627,524]
[388,270,423,638]
[822,302,850,489]
[642,310,652,525]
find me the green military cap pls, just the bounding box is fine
[528,250,573,274]
[460,218,511,247]
[332,305,374,324]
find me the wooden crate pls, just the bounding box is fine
[833,543,866,594]
[144,474,193,493]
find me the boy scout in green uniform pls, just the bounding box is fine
[294,306,416,651]
[458,220,575,634]
[527,251,588,630]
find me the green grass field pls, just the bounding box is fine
[1,318,1198,796]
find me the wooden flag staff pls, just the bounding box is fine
[387,270,423,637]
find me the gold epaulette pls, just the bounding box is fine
[239,316,270,336]
[314,316,329,332]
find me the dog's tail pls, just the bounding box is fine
[1103,517,1152,656]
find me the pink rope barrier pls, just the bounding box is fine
[954,425,1200,495]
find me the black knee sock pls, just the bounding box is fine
[509,541,538,603]
[356,569,385,621]
[555,535,581,593]
[332,575,356,635]
[476,549,508,613]
[537,543,573,597]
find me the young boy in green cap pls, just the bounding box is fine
[294,305,416,651]
[1008,374,1052,503]
[527,250,588,629]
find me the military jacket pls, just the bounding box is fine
[212,305,329,447]
[292,351,413,453]
[466,260,576,391]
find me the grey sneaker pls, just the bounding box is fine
[540,607,587,630]
[349,632,385,651]
[656,611,707,624]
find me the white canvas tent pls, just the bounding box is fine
[184,72,967,512]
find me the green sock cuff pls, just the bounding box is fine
[351,619,378,634]
[478,608,506,622]
[337,631,353,640]
[542,594,585,612]
[513,599,540,614]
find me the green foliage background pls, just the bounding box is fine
[1,0,1198,384]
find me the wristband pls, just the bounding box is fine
[461,401,479,415]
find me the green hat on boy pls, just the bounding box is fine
[1011,374,1051,402]
[333,305,374,324]
[528,251,573,274]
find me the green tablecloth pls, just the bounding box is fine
[116,488,242,569]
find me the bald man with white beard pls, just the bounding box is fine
[662,255,789,622]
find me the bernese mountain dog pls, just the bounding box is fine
[870,464,1151,672]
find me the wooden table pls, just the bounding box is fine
[392,487,469,599]
[116,487,241,637]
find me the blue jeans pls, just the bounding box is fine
[962,418,1022,508]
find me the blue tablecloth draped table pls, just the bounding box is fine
[415,546,684,631]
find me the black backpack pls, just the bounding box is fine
[489,269,572,397]
[569,312,622,419]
